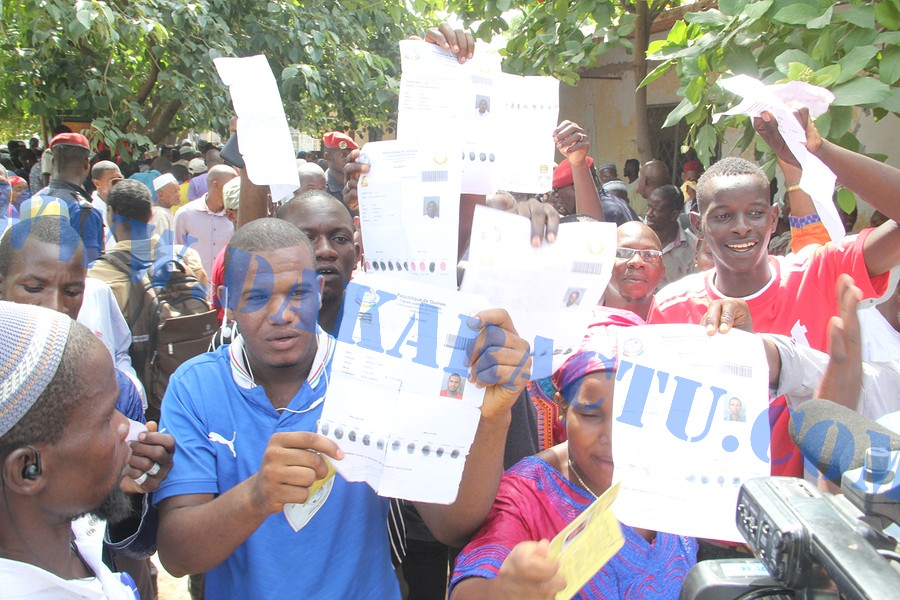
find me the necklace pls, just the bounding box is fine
[567,457,598,500]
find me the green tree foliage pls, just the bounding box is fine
[446,0,675,161]
[0,0,433,154]
[642,0,900,172]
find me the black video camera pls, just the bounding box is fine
[681,399,900,600]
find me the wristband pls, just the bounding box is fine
[789,213,822,229]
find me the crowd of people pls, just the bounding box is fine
[1,23,899,600]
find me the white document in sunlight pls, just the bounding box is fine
[319,274,490,503]
[398,40,559,194]
[612,325,770,541]
[214,55,299,202]
[713,75,841,242]
[461,206,616,378]
[357,141,461,289]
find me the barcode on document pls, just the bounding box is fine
[444,334,474,351]
[422,171,448,183]
[572,261,604,275]
[719,363,752,378]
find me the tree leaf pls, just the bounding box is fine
[836,188,856,213]
[718,0,749,17]
[807,5,833,29]
[76,9,92,30]
[742,0,774,19]
[831,77,892,106]
[880,45,900,86]
[685,76,705,103]
[772,3,823,25]
[775,49,817,76]
[828,106,854,138]
[663,97,698,129]
[838,4,875,28]
[725,45,757,75]
[684,10,728,27]
[811,64,840,87]
[638,61,673,89]
[668,20,688,45]
[694,122,718,167]
[876,0,900,29]
[836,45,879,84]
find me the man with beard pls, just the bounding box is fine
[0,213,175,598]
[0,301,139,598]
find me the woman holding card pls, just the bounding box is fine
[449,308,697,599]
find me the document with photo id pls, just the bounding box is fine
[460,205,616,377]
[612,325,770,541]
[319,273,490,504]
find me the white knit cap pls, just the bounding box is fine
[153,173,178,191]
[0,302,72,438]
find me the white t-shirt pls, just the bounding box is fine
[0,522,139,599]
[78,278,146,407]
[859,306,900,362]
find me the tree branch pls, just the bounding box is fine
[135,49,161,106]
[148,99,182,143]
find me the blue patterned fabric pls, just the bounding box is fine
[451,456,698,599]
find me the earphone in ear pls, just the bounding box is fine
[22,446,42,480]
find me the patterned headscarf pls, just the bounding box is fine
[552,307,644,402]
[0,301,72,437]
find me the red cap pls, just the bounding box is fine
[9,175,25,187]
[322,131,358,151]
[682,160,703,174]
[552,156,593,189]
[49,132,90,150]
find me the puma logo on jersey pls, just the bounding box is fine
[208,431,237,458]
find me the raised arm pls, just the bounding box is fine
[553,120,603,221]
[414,309,531,547]
[755,109,900,276]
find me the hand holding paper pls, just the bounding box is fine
[547,483,624,600]
[495,540,566,600]
[468,308,532,421]
[714,75,842,242]
[250,431,343,516]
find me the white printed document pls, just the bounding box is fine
[320,273,489,504]
[357,141,462,289]
[714,75,842,242]
[398,40,559,194]
[612,325,771,541]
[461,205,617,378]
[214,55,300,203]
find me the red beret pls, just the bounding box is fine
[552,156,594,189]
[49,132,90,150]
[322,131,358,151]
[682,160,703,174]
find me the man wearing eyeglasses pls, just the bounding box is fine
[602,221,666,322]
[644,184,697,287]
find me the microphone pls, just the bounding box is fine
[789,399,900,484]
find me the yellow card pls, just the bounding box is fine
[547,482,624,600]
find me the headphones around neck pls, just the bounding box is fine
[22,446,42,480]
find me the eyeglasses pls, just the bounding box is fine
[615,247,663,262]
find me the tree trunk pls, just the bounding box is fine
[148,100,182,144]
[634,1,653,163]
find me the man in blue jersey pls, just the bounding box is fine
[155,218,532,599]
